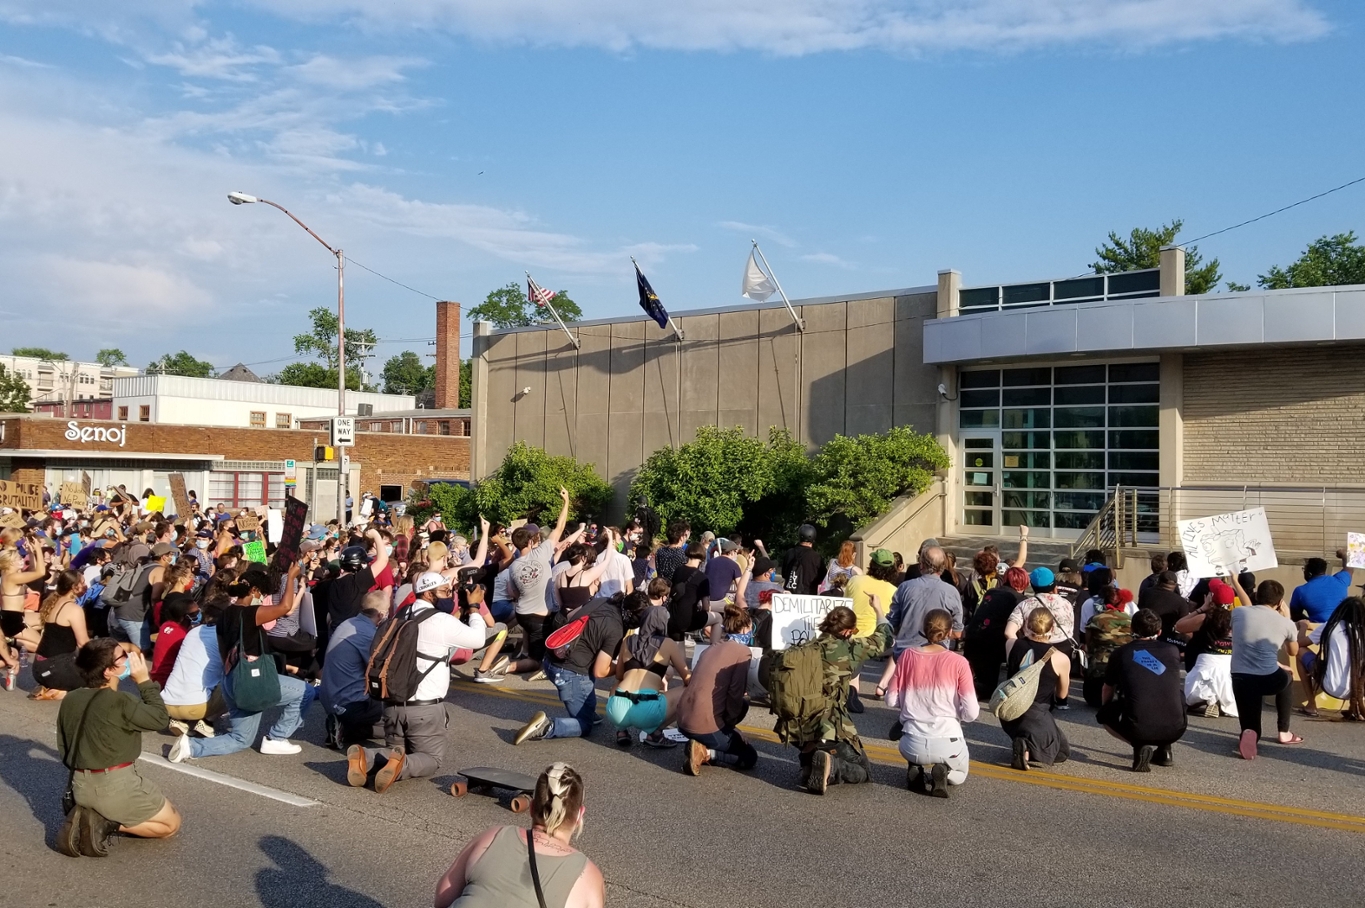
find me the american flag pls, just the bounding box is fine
[527,276,556,309]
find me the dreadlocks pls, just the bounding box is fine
[1314,596,1365,719]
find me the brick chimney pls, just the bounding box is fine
[434,301,461,409]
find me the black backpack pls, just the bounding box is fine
[366,605,444,703]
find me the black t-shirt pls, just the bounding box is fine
[1104,638,1187,742]
[217,604,266,663]
[1137,587,1191,641]
[328,565,376,627]
[666,565,709,640]
[781,546,822,596]
[555,599,625,676]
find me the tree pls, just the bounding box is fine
[459,359,471,409]
[95,348,129,368]
[273,362,364,391]
[1091,219,1220,295]
[11,347,68,361]
[381,351,434,395]
[293,307,378,372]
[467,282,583,329]
[1258,232,1365,289]
[0,364,29,412]
[805,427,949,533]
[148,351,215,378]
[1225,281,1251,292]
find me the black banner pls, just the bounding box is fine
[272,497,310,570]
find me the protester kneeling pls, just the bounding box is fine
[677,605,758,774]
[56,640,181,857]
[1097,608,1187,772]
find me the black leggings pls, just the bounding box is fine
[1231,669,1292,739]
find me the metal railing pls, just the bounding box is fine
[1070,486,1140,566]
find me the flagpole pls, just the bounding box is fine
[526,271,580,350]
[631,257,685,341]
[752,240,804,333]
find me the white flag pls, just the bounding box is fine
[741,250,776,301]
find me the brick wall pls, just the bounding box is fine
[0,416,469,492]
[435,301,461,409]
[1183,346,1365,484]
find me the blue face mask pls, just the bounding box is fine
[189,612,203,627]
[116,660,132,681]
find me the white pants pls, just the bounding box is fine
[900,730,970,785]
[1185,653,1239,717]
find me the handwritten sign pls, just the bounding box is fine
[235,513,260,533]
[59,482,87,510]
[242,539,267,563]
[0,479,43,511]
[0,512,25,529]
[144,495,166,514]
[1347,533,1365,570]
[168,473,192,523]
[1178,507,1278,578]
[769,594,853,651]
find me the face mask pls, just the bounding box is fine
[116,660,132,681]
[168,554,179,564]
[189,611,203,627]
[387,544,395,556]
[196,540,210,549]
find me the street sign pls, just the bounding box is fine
[284,459,297,488]
[331,417,355,447]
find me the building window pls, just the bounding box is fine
[138,405,151,422]
[250,411,266,428]
[118,406,128,421]
[416,421,427,433]
[369,422,382,432]
[207,471,286,509]
[276,413,292,429]
[391,421,401,432]
[439,420,451,436]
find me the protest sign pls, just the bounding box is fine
[272,497,309,571]
[267,508,284,544]
[769,594,853,650]
[1178,507,1277,578]
[0,479,43,511]
[0,512,25,529]
[235,513,260,533]
[242,539,267,563]
[144,495,166,514]
[168,473,192,523]
[82,471,92,498]
[1347,533,1365,570]
[59,482,87,509]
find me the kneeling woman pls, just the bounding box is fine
[56,639,181,857]
[677,605,759,775]
[607,592,690,747]
[434,762,605,908]
[1002,607,1072,771]
[886,609,979,797]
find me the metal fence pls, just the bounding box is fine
[1154,485,1365,558]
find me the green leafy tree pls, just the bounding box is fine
[0,364,30,412]
[293,306,378,371]
[381,351,434,395]
[459,359,472,409]
[467,282,583,329]
[1258,232,1365,289]
[1091,219,1220,295]
[805,427,949,532]
[12,347,68,361]
[273,362,364,391]
[1225,281,1251,292]
[148,351,215,378]
[95,348,129,367]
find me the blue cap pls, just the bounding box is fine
[1029,566,1055,589]
[1082,562,1105,573]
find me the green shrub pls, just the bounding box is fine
[805,427,949,532]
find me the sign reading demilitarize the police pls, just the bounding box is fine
[769,594,854,651]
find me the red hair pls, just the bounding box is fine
[1003,566,1029,592]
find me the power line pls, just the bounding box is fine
[345,256,445,301]
[1183,175,1365,246]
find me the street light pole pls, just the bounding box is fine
[227,191,348,525]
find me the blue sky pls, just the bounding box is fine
[0,1,1360,375]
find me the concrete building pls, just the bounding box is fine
[471,252,1365,558]
[109,374,415,429]
[0,354,138,411]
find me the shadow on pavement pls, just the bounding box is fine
[0,733,69,847]
[256,834,385,908]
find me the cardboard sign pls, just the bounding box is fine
[93,518,120,538]
[0,512,25,529]
[242,539,267,563]
[81,471,92,497]
[1178,507,1278,578]
[235,513,260,533]
[769,594,853,651]
[0,479,43,511]
[59,482,87,510]
[1347,533,1365,570]
[271,497,309,571]
[168,473,192,523]
[144,495,166,514]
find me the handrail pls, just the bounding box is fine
[1070,486,1139,567]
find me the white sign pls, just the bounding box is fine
[1178,507,1278,578]
[769,594,852,651]
[284,459,297,479]
[331,417,355,447]
[63,421,126,448]
[1347,533,1365,570]
[267,508,284,544]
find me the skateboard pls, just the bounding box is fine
[450,766,539,813]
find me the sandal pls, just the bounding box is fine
[1276,733,1305,745]
[616,729,632,747]
[1294,706,1320,718]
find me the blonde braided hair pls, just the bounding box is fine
[532,762,584,838]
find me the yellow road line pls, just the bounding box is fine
[451,681,1365,834]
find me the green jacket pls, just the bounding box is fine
[1084,610,1134,679]
[779,621,892,748]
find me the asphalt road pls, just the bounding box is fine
[1,665,1363,908]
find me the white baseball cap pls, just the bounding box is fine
[415,571,451,594]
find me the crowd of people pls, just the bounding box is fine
[3,481,1363,905]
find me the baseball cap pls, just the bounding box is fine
[1029,566,1055,589]
[195,529,213,538]
[151,542,177,558]
[717,538,739,554]
[1208,578,1236,606]
[1058,558,1079,572]
[300,540,322,555]
[870,548,895,567]
[306,524,327,541]
[751,556,774,577]
[415,571,451,594]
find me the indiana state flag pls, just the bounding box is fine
[634,262,670,330]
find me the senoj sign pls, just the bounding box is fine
[64,421,127,448]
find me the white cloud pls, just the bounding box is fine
[0,53,53,68]
[718,220,797,247]
[288,54,426,90]
[145,34,280,81]
[37,255,212,315]
[802,251,856,268]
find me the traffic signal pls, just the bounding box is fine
[314,445,334,462]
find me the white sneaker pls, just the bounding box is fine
[167,719,190,737]
[167,733,192,763]
[526,669,548,683]
[193,720,216,738]
[259,737,302,755]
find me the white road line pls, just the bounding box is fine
[138,753,319,807]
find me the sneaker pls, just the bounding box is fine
[473,668,505,684]
[193,720,215,738]
[684,739,707,776]
[1054,699,1070,711]
[1203,701,1221,719]
[56,806,85,858]
[260,737,302,756]
[1010,738,1029,772]
[77,807,120,858]
[167,719,190,737]
[888,721,903,742]
[1238,729,1257,761]
[1132,745,1154,773]
[490,654,511,675]
[373,748,406,793]
[662,727,688,744]
[808,749,831,795]
[1153,744,1174,767]
[514,711,552,745]
[526,669,548,683]
[906,765,925,791]
[167,732,192,764]
[641,730,678,749]
[346,745,369,788]
[929,763,950,799]
[847,687,864,714]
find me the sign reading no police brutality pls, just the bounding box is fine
[769,594,853,650]
[1178,506,1278,578]
[0,479,44,511]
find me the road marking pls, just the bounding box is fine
[453,680,1365,834]
[138,753,319,807]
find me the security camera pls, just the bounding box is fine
[937,383,948,397]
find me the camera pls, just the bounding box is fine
[456,566,482,593]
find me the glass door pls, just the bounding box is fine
[961,435,1000,532]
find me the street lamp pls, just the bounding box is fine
[228,191,348,525]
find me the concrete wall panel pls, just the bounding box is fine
[513,330,547,449]
[717,310,760,435]
[844,297,894,436]
[801,300,848,446]
[642,322,681,460]
[573,327,613,479]
[484,333,519,468]
[679,314,720,443]
[543,335,579,460]
[893,293,940,434]
[607,322,647,500]
[757,308,799,437]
